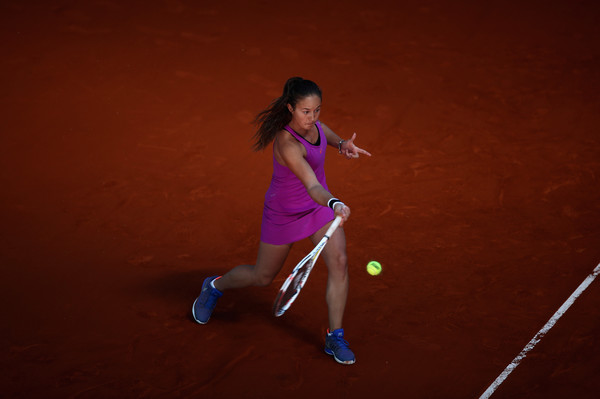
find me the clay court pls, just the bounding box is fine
[2,1,599,398]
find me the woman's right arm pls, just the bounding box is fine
[275,132,350,221]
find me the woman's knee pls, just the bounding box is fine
[253,241,291,287]
[328,251,349,277]
[338,252,348,268]
[254,272,276,287]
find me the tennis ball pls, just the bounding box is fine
[366,261,382,276]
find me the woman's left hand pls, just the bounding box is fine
[341,133,372,159]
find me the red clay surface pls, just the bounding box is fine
[2,1,600,398]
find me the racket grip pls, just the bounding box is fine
[324,216,343,239]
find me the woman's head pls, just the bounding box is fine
[252,77,323,151]
[283,77,322,111]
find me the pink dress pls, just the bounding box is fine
[260,121,334,245]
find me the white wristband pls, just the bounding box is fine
[327,197,342,210]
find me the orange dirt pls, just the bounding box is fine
[1,1,599,398]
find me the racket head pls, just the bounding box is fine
[273,256,316,317]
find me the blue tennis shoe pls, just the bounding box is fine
[192,276,223,324]
[325,328,356,364]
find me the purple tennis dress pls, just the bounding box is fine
[260,121,335,245]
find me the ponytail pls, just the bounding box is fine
[252,77,322,151]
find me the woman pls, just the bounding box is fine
[192,77,371,365]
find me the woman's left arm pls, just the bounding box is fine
[320,122,372,159]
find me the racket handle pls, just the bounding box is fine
[324,216,343,239]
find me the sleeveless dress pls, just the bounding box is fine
[260,121,335,245]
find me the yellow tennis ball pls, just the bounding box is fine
[366,261,382,276]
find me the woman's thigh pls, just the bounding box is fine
[253,241,294,284]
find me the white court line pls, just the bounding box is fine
[479,262,600,399]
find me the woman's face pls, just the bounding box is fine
[288,95,321,131]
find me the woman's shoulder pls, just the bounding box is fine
[275,127,294,142]
[274,128,305,158]
[317,120,332,133]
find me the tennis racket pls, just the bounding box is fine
[273,216,343,317]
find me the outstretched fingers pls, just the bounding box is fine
[344,132,372,158]
[354,147,372,157]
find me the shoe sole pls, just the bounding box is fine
[324,348,356,365]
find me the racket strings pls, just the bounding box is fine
[274,260,314,314]
[282,269,306,302]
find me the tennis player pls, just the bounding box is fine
[192,77,371,365]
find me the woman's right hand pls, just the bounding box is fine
[334,202,350,224]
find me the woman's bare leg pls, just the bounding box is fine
[311,222,349,331]
[214,241,292,291]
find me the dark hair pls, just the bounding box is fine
[252,77,322,151]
